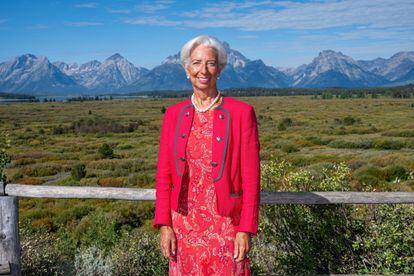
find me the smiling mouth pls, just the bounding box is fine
[197,77,210,83]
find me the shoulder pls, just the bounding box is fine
[221,96,255,113]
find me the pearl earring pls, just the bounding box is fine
[217,75,220,80]
[186,75,190,79]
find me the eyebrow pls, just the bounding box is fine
[190,59,217,62]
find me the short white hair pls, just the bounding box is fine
[180,35,228,70]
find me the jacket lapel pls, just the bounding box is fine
[173,96,230,182]
[174,102,194,176]
[212,97,230,182]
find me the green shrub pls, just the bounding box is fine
[55,204,95,225]
[353,205,414,274]
[13,158,36,166]
[127,173,154,187]
[281,117,293,127]
[334,116,361,126]
[281,144,299,153]
[74,246,114,276]
[12,171,24,181]
[384,165,409,182]
[52,125,65,135]
[117,143,133,150]
[257,160,355,274]
[256,160,414,274]
[71,163,86,181]
[98,143,114,159]
[70,211,120,249]
[277,121,286,131]
[328,140,373,149]
[21,231,71,275]
[354,166,384,187]
[111,229,168,275]
[382,130,414,137]
[278,117,293,131]
[373,139,405,150]
[71,117,140,134]
[344,116,359,125]
[22,164,65,177]
[305,136,332,145]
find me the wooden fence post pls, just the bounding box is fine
[0,182,21,275]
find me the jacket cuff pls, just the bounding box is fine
[153,211,172,230]
[237,225,258,236]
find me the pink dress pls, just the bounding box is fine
[169,109,251,275]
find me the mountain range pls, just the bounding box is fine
[1,43,413,96]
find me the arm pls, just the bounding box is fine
[237,105,260,235]
[153,108,173,228]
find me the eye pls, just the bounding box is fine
[207,61,217,67]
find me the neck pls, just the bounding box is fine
[192,87,219,106]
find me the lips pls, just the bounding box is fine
[197,77,210,84]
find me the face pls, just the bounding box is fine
[186,44,220,92]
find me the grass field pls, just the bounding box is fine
[1,94,413,274]
[2,95,413,191]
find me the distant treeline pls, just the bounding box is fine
[130,84,414,99]
[66,96,113,102]
[2,84,413,102]
[0,92,37,100]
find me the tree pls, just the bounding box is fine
[0,131,11,182]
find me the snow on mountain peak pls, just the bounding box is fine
[162,52,181,65]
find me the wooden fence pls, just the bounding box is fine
[1,182,414,275]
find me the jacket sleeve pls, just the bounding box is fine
[237,105,261,235]
[153,108,173,229]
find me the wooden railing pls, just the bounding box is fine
[1,182,414,275]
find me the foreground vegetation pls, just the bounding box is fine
[0,93,413,274]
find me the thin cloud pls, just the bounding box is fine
[135,0,174,13]
[238,35,258,39]
[64,21,103,27]
[108,9,131,14]
[179,0,414,31]
[124,16,179,27]
[75,3,97,9]
[28,24,49,29]
[0,19,7,24]
[135,0,413,33]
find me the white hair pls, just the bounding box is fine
[180,35,228,70]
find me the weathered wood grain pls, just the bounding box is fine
[6,184,155,201]
[4,184,414,204]
[260,191,414,204]
[0,196,20,275]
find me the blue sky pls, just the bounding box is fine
[0,0,413,69]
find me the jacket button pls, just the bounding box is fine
[216,136,222,142]
[181,133,186,138]
[185,111,190,117]
[211,161,218,167]
[219,114,224,119]
[180,157,186,161]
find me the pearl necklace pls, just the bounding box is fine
[191,91,221,113]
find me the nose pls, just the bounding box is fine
[200,62,208,74]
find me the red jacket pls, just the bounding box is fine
[153,95,260,234]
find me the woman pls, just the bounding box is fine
[153,35,260,275]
